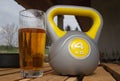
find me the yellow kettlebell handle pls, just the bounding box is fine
[47,5,103,42]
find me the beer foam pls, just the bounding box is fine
[22,10,35,17]
[20,9,44,27]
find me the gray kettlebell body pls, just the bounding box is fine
[46,5,103,75]
[49,31,99,75]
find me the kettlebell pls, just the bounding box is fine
[46,5,103,75]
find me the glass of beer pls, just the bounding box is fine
[19,9,46,78]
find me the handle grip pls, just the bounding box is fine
[46,5,103,42]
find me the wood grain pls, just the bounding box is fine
[83,67,116,81]
[0,63,117,81]
[103,63,120,81]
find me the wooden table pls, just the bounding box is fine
[0,63,119,81]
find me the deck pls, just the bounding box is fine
[0,63,119,81]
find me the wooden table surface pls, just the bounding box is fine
[0,63,119,81]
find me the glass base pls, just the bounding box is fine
[21,70,43,78]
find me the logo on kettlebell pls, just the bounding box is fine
[69,38,90,59]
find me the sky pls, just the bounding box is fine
[0,0,80,30]
[0,0,25,26]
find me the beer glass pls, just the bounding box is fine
[19,9,46,78]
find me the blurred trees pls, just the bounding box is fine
[65,25,79,31]
[0,23,18,48]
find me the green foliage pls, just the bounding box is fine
[0,45,18,53]
[0,45,49,54]
[45,48,49,55]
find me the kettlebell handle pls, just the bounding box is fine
[46,5,103,42]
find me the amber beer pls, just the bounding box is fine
[19,28,46,71]
[19,9,46,78]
